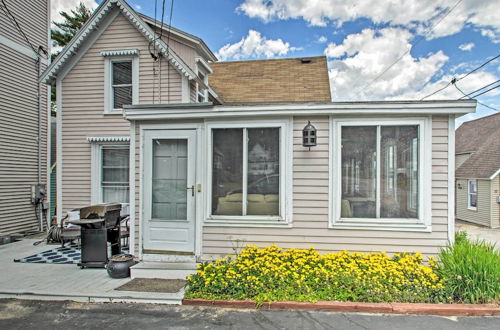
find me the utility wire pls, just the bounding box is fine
[469,84,500,99]
[421,53,500,100]
[360,0,463,96]
[166,0,174,101]
[0,0,37,55]
[459,79,500,99]
[454,83,499,112]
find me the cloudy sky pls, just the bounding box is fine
[52,0,500,125]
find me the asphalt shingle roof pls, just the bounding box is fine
[208,56,332,103]
[455,113,500,179]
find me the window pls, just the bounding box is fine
[104,55,138,113]
[206,120,292,224]
[112,61,132,109]
[196,65,208,103]
[332,119,430,231]
[91,144,130,204]
[468,180,477,210]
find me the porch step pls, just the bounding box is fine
[130,262,198,280]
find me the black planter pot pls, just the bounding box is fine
[107,254,135,278]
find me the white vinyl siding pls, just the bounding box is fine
[60,12,196,215]
[200,116,450,259]
[0,0,49,234]
[456,178,493,227]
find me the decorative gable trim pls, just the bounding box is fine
[40,0,197,84]
[100,49,139,57]
[86,136,130,143]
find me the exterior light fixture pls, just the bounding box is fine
[302,121,317,150]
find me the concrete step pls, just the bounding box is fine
[130,262,198,280]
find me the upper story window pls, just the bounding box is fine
[112,61,133,109]
[102,51,139,113]
[195,57,212,103]
[197,69,208,103]
[468,179,477,210]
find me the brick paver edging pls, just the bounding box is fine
[182,299,500,316]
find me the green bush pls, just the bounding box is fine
[438,231,500,303]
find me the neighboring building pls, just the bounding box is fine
[41,0,475,276]
[455,113,500,228]
[0,0,50,235]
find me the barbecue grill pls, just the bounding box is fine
[68,203,122,268]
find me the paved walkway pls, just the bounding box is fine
[0,238,182,304]
[455,220,500,248]
[1,299,499,330]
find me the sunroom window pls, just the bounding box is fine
[340,125,419,219]
[211,127,280,217]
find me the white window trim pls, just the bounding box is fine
[467,179,477,211]
[91,142,130,204]
[329,117,432,232]
[204,118,293,226]
[104,55,139,114]
[195,63,208,103]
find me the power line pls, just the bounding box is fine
[459,79,500,99]
[454,84,499,112]
[420,53,500,100]
[470,84,500,99]
[360,0,463,95]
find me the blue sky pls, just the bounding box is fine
[53,0,500,125]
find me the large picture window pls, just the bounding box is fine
[332,119,430,231]
[211,127,280,217]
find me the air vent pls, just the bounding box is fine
[301,58,312,64]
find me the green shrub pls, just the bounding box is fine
[438,231,500,303]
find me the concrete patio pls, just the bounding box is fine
[455,220,500,248]
[0,238,183,304]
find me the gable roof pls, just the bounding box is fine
[208,56,332,103]
[41,0,198,84]
[456,113,500,179]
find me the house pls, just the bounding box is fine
[455,113,500,228]
[0,0,50,236]
[41,0,475,275]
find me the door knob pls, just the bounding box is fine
[186,185,195,196]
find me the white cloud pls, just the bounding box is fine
[317,36,328,43]
[458,42,475,51]
[480,29,500,43]
[51,0,98,26]
[324,27,451,100]
[216,30,301,61]
[135,4,142,10]
[238,0,500,39]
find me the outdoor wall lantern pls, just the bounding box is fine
[302,121,317,150]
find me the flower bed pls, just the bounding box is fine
[186,245,447,303]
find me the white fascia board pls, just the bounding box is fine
[40,0,197,84]
[489,168,500,180]
[195,57,213,74]
[123,100,476,120]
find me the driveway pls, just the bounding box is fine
[0,299,499,330]
[455,220,500,248]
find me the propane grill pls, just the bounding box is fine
[68,203,122,268]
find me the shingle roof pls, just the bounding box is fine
[455,113,500,179]
[208,56,332,103]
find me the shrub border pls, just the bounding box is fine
[183,299,500,316]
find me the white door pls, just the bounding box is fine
[143,129,197,253]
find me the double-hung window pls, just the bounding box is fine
[206,120,292,224]
[111,61,133,109]
[331,118,431,231]
[91,142,130,204]
[103,52,138,113]
[467,179,477,210]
